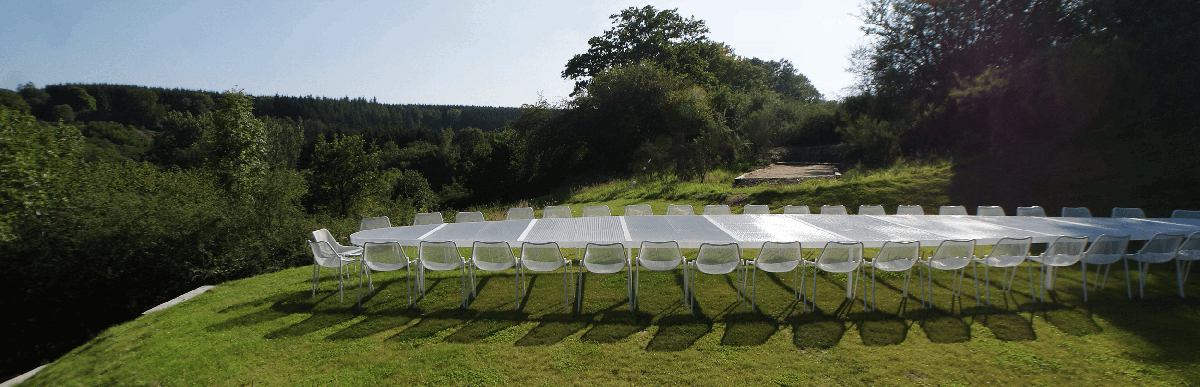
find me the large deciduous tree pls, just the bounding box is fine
[563,5,709,94]
[0,107,82,241]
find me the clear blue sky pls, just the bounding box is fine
[1,0,867,107]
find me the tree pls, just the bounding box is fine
[563,5,709,94]
[204,90,268,192]
[0,106,82,241]
[306,134,379,216]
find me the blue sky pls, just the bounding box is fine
[1,0,867,107]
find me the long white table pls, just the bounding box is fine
[350,214,1200,249]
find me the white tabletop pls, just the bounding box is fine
[349,215,1200,249]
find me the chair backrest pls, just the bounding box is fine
[782,205,811,214]
[695,242,742,274]
[1016,206,1046,217]
[858,205,886,215]
[312,228,337,247]
[506,207,535,220]
[1177,232,1200,261]
[815,241,864,271]
[742,205,770,214]
[1137,233,1185,258]
[359,216,391,231]
[419,241,463,268]
[412,212,444,226]
[1061,207,1093,217]
[308,240,344,268]
[637,241,684,267]
[1044,236,1088,264]
[1081,235,1131,264]
[871,241,920,269]
[820,205,848,215]
[666,204,695,215]
[542,206,573,218]
[624,204,654,216]
[931,239,977,262]
[362,241,408,271]
[582,242,627,270]
[896,205,925,215]
[756,241,802,265]
[939,205,968,215]
[582,205,611,217]
[472,241,517,270]
[1112,207,1146,218]
[1171,210,1200,219]
[977,206,1006,216]
[520,242,566,270]
[986,237,1032,261]
[456,211,485,223]
[703,205,732,215]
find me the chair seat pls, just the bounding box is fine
[696,261,740,275]
[1126,253,1175,264]
[422,260,463,271]
[522,260,566,272]
[336,245,363,256]
[1030,253,1081,267]
[866,260,915,272]
[816,261,859,273]
[754,260,800,273]
[1079,253,1125,265]
[923,258,970,271]
[315,256,359,269]
[474,260,515,272]
[639,259,682,271]
[976,255,1024,268]
[584,261,626,274]
[365,261,406,272]
[1177,250,1200,262]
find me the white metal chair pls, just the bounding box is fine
[1171,210,1200,219]
[359,216,391,231]
[1127,233,1185,298]
[1175,232,1200,298]
[577,242,632,312]
[1029,236,1087,303]
[743,205,770,214]
[783,205,811,214]
[687,242,745,313]
[633,241,687,310]
[1061,207,1093,217]
[361,241,416,308]
[1016,206,1046,217]
[862,241,921,311]
[971,237,1032,306]
[703,205,732,215]
[312,228,363,257]
[1078,235,1132,301]
[919,239,977,309]
[748,241,803,312]
[582,205,611,217]
[542,206,573,218]
[469,241,520,309]
[519,242,575,311]
[666,204,695,215]
[858,205,886,215]
[456,211,485,223]
[418,241,471,308]
[412,212,445,225]
[977,206,1006,216]
[939,205,968,215]
[506,207,535,220]
[624,204,654,216]
[820,205,848,215]
[1112,207,1146,218]
[811,241,865,311]
[308,240,362,303]
[896,205,925,215]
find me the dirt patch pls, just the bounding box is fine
[733,163,840,187]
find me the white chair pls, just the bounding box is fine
[687,242,745,313]
[359,216,391,231]
[743,205,770,214]
[811,241,865,311]
[1112,207,1146,218]
[747,241,803,312]
[506,207,535,220]
[666,204,695,215]
[519,242,575,311]
[1171,210,1200,219]
[1078,235,1132,301]
[1061,207,1093,217]
[308,240,362,303]
[582,205,611,217]
[412,212,444,225]
[896,205,925,215]
[1016,206,1047,217]
[542,206,573,218]
[469,241,520,309]
[977,206,1006,216]
[783,205,811,214]
[312,229,363,257]
[703,205,732,215]
[577,242,632,312]
[361,241,416,308]
[862,241,921,311]
[820,205,848,215]
[624,204,654,216]
[1127,233,1185,298]
[858,205,886,215]
[1175,232,1200,298]
[456,211,485,223]
[919,239,977,309]
[1029,236,1087,303]
[971,237,1032,306]
[633,241,687,310]
[939,205,968,215]
[418,241,471,308]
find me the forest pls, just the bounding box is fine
[2,0,1199,380]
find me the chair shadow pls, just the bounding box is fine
[1040,303,1103,337]
[206,291,322,332]
[721,312,778,347]
[855,310,909,346]
[326,308,423,340]
[918,307,971,344]
[388,309,478,342]
[646,314,712,351]
[444,310,529,343]
[515,313,595,346]
[962,305,1036,341]
[580,309,653,344]
[264,311,357,339]
[787,308,846,350]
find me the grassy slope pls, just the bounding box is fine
[25,161,1200,386]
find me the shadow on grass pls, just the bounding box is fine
[580,310,652,343]
[919,308,971,344]
[646,314,712,351]
[389,309,477,342]
[327,309,423,340]
[444,310,528,343]
[206,291,321,332]
[963,305,1036,341]
[264,312,356,339]
[721,313,778,346]
[515,313,594,346]
[856,311,909,346]
[788,311,845,349]
[1042,304,1102,337]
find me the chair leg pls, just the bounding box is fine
[1139,262,1148,299]
[312,264,319,298]
[871,266,878,312]
[972,262,982,307]
[1123,257,1132,299]
[983,263,991,306]
[1081,262,1089,302]
[797,262,806,312]
[1177,260,1186,298]
[406,264,414,308]
[752,266,759,312]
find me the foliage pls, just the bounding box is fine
[563,5,709,94]
[0,106,82,241]
[306,134,380,216]
[204,90,269,192]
